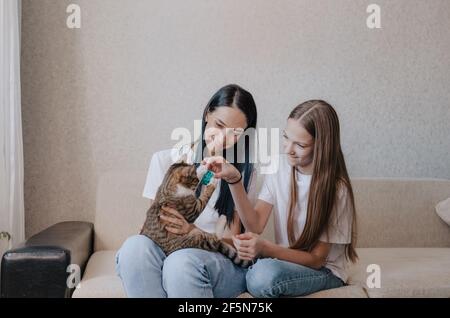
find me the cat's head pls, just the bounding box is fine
[166,154,203,191]
[167,162,199,191]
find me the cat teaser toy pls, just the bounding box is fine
[197,165,215,186]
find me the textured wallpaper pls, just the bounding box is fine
[21,0,450,238]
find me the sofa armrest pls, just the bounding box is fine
[1,221,94,298]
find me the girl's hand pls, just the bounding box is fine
[232,232,267,261]
[202,156,241,184]
[160,206,196,235]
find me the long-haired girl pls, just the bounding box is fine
[205,100,357,297]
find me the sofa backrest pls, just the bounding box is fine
[352,178,450,247]
[94,171,149,252]
[94,171,450,251]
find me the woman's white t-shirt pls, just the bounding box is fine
[258,154,353,282]
[142,145,258,234]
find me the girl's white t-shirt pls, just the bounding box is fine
[142,145,258,234]
[258,154,353,282]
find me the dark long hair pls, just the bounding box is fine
[194,84,257,226]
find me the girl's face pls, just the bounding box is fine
[204,106,247,155]
[283,118,315,170]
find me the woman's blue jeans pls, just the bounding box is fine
[115,234,247,298]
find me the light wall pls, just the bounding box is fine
[21,0,450,237]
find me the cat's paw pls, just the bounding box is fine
[187,227,202,236]
[209,176,218,187]
[206,178,218,190]
[215,215,227,239]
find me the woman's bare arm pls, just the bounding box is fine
[202,157,273,234]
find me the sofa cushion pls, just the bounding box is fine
[73,248,450,298]
[73,250,368,298]
[238,285,368,298]
[302,285,368,298]
[351,179,450,248]
[94,171,149,251]
[72,250,126,298]
[436,197,450,226]
[348,248,450,298]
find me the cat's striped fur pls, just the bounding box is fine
[140,161,250,267]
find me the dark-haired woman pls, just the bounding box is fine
[115,84,258,298]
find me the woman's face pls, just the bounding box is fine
[283,118,315,169]
[204,106,248,155]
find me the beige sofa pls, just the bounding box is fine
[72,172,450,298]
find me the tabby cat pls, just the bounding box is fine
[139,158,250,267]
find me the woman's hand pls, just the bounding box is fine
[160,206,196,235]
[202,156,241,184]
[232,232,268,261]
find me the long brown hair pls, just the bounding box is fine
[287,100,358,263]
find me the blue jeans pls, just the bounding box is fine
[246,258,345,297]
[115,234,247,298]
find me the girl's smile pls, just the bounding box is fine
[283,119,315,174]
